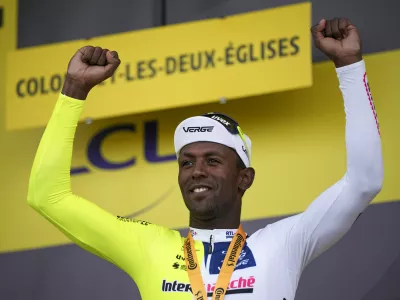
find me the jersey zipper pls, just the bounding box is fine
[206,235,214,269]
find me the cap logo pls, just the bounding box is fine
[211,115,230,126]
[242,145,249,158]
[183,126,214,133]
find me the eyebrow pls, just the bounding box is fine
[180,151,224,158]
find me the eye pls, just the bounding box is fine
[208,158,220,164]
[181,160,193,167]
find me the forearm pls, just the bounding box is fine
[337,59,383,193]
[27,92,85,208]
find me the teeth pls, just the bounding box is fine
[194,187,209,193]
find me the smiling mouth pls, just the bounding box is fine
[192,187,209,193]
[190,186,211,193]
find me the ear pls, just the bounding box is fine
[238,167,255,192]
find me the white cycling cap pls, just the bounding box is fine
[174,113,251,168]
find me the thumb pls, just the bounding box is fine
[311,19,326,45]
[104,50,121,77]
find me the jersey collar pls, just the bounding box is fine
[189,228,242,243]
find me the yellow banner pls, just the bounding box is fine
[5,2,312,131]
[1,49,400,253]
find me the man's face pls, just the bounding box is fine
[178,141,249,218]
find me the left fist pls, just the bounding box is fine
[311,18,362,67]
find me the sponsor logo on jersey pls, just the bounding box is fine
[226,231,235,239]
[183,126,214,133]
[209,243,256,274]
[176,254,185,261]
[172,254,187,271]
[161,276,256,295]
[116,216,151,226]
[172,262,180,269]
[363,72,380,135]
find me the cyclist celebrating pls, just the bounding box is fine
[28,17,383,299]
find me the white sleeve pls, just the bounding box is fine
[280,60,383,273]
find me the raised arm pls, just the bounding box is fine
[27,47,161,277]
[263,18,383,272]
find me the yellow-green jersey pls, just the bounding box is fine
[28,60,383,300]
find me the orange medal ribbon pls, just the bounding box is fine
[184,225,246,300]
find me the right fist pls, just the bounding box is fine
[65,46,121,93]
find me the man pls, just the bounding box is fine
[28,17,383,300]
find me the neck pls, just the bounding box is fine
[189,216,240,230]
[189,205,241,230]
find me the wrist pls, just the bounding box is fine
[333,54,363,68]
[61,77,90,100]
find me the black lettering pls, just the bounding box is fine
[190,53,202,71]
[290,35,300,55]
[165,282,172,291]
[204,50,216,68]
[0,7,3,28]
[267,40,276,59]
[162,279,166,291]
[279,38,289,57]
[249,43,259,62]
[225,43,234,65]
[179,54,189,73]
[177,283,185,292]
[195,291,204,298]
[236,44,247,63]
[185,284,192,292]
[185,239,198,270]
[260,42,266,60]
[172,281,178,291]
[40,77,49,95]
[183,126,214,133]
[16,79,25,98]
[125,63,134,81]
[27,78,37,96]
[228,234,244,264]
[50,74,62,92]
[165,56,177,75]
[148,59,157,78]
[215,287,225,299]
[137,61,147,79]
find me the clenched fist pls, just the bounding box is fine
[62,46,121,100]
[311,18,362,67]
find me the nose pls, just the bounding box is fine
[192,160,207,179]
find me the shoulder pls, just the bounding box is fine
[247,214,302,243]
[116,215,183,240]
